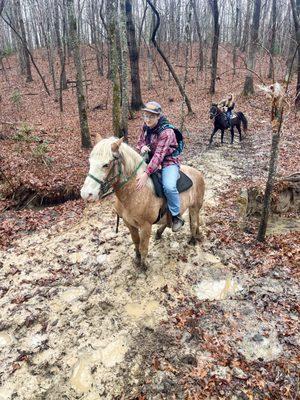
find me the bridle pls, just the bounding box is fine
[210,106,222,120]
[87,155,144,199]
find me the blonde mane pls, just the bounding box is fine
[91,137,146,175]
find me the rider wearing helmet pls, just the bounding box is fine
[136,101,184,232]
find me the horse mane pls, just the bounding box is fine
[91,137,146,176]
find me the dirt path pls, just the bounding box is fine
[0,143,298,399]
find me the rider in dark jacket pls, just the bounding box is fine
[218,94,235,127]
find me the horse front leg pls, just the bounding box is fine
[220,129,225,144]
[209,128,218,145]
[124,220,141,265]
[230,127,234,144]
[139,222,152,271]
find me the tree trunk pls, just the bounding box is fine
[209,0,219,94]
[290,0,300,110]
[191,0,204,72]
[119,0,129,139]
[125,0,143,111]
[15,0,32,82]
[241,0,251,52]
[268,0,277,80]
[108,0,121,136]
[180,1,192,131]
[233,6,240,76]
[284,34,297,82]
[0,0,5,15]
[257,84,284,242]
[67,0,92,148]
[242,0,261,96]
[54,0,67,90]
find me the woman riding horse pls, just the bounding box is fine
[218,94,235,127]
[136,101,184,232]
[209,97,248,145]
[80,136,205,271]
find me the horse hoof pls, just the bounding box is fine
[138,261,148,272]
[155,232,162,240]
[188,237,197,246]
[134,254,141,266]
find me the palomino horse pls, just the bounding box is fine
[80,137,205,270]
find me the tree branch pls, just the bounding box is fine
[146,0,193,114]
[1,13,51,96]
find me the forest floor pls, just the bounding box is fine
[0,48,299,399]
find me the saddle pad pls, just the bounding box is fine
[150,170,193,198]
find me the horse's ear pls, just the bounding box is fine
[95,134,102,143]
[111,136,124,154]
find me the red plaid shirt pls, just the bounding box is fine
[137,126,180,175]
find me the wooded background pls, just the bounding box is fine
[0,0,299,147]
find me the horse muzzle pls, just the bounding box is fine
[80,188,98,202]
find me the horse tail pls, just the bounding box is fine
[238,112,248,132]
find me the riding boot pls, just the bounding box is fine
[227,117,231,128]
[172,214,185,232]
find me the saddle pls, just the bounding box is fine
[150,170,193,224]
[150,170,193,198]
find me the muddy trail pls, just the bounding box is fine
[0,136,299,400]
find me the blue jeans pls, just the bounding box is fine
[226,110,232,123]
[162,164,180,216]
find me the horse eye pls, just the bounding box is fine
[103,163,109,168]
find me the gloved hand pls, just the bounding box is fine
[141,145,150,154]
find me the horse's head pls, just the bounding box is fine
[80,137,124,201]
[209,103,218,119]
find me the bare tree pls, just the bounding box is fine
[67,0,92,148]
[14,0,32,82]
[108,0,122,136]
[268,0,277,80]
[125,0,143,111]
[54,0,67,90]
[243,0,261,96]
[290,0,300,110]
[233,4,240,76]
[241,0,251,52]
[257,83,285,242]
[191,0,204,72]
[209,0,219,94]
[146,0,193,114]
[119,0,129,138]
[0,0,5,16]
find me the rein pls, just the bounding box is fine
[88,157,144,199]
[211,107,223,120]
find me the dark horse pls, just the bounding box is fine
[209,104,248,145]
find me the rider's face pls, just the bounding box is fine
[143,112,160,128]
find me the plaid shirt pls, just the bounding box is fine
[137,126,180,175]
